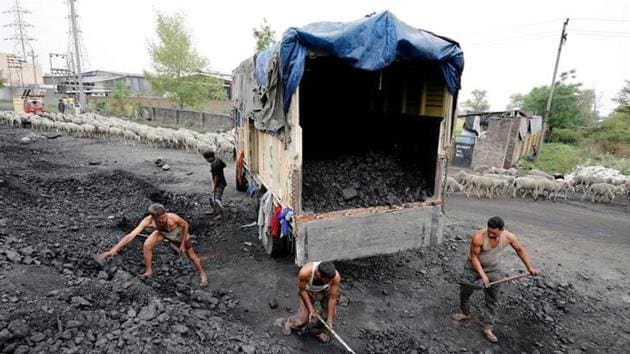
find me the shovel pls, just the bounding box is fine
[460,273,530,290]
[315,314,356,354]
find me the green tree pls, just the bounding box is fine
[506,93,524,110]
[145,12,225,109]
[462,89,490,112]
[107,81,132,116]
[520,71,594,129]
[253,18,276,52]
[613,80,630,114]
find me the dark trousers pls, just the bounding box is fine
[459,267,502,329]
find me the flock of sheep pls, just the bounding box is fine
[0,111,235,160]
[446,165,630,205]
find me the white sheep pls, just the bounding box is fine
[512,177,541,200]
[445,176,464,195]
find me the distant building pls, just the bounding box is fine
[0,52,44,87]
[43,70,153,96]
[452,110,543,169]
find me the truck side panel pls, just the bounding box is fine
[295,205,443,265]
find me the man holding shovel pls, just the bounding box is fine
[280,261,341,343]
[97,203,208,287]
[452,216,539,343]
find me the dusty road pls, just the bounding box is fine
[1,126,629,353]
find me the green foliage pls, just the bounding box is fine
[613,80,630,114]
[506,93,524,110]
[520,70,596,129]
[253,18,276,52]
[145,12,226,109]
[462,89,490,112]
[548,128,584,145]
[518,143,581,174]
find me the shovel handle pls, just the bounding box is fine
[316,315,356,354]
[487,273,530,287]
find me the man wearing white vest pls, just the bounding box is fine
[280,261,341,342]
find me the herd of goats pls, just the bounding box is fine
[446,166,630,205]
[0,111,235,160]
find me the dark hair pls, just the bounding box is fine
[202,150,215,159]
[148,203,166,216]
[487,216,505,230]
[318,261,336,279]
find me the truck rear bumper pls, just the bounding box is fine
[295,202,443,265]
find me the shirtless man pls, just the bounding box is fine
[281,261,341,342]
[98,203,208,287]
[452,216,539,343]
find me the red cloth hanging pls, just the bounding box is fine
[270,206,282,238]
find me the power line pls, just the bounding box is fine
[572,18,630,23]
[466,31,557,48]
[461,19,561,36]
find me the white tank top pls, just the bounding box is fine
[305,262,330,293]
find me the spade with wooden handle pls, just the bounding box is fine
[460,273,530,290]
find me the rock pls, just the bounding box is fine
[8,319,29,338]
[161,164,171,171]
[19,246,34,256]
[127,308,137,318]
[172,324,189,335]
[454,235,463,241]
[240,345,256,354]
[70,226,79,231]
[66,320,81,329]
[268,299,279,309]
[5,250,21,263]
[341,187,358,200]
[20,137,31,145]
[157,313,169,323]
[97,271,109,280]
[0,328,13,344]
[71,296,91,306]
[138,302,159,321]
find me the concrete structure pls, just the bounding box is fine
[140,106,232,132]
[0,53,43,87]
[43,70,153,96]
[453,110,542,169]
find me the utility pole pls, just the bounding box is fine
[538,18,569,155]
[30,49,38,89]
[69,0,85,110]
[3,0,34,88]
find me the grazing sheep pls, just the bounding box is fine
[512,177,541,200]
[527,169,554,180]
[581,182,622,203]
[445,176,464,195]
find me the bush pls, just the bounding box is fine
[518,142,581,174]
[548,128,584,145]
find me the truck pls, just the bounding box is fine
[232,11,464,265]
[13,89,45,114]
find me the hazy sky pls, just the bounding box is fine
[2,0,629,114]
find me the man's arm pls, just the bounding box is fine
[326,273,341,329]
[297,268,316,321]
[173,215,190,252]
[99,217,150,259]
[507,233,540,275]
[469,233,489,286]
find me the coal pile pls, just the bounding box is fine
[302,151,431,213]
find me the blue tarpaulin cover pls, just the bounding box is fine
[254,11,465,113]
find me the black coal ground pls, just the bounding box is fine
[302,152,430,213]
[0,125,628,354]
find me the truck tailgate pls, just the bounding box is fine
[295,204,443,265]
